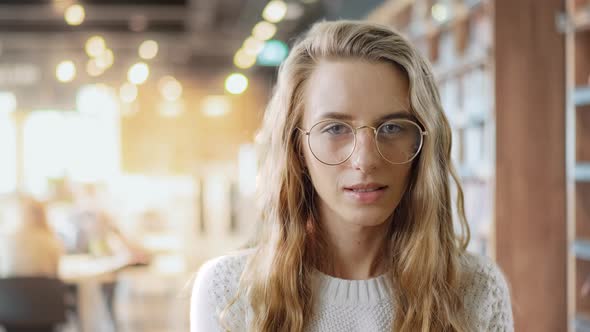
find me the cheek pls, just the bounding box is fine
[304,155,340,198]
[303,143,325,176]
[396,166,412,185]
[306,160,332,190]
[391,166,413,197]
[398,167,413,199]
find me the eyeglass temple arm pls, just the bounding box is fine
[296,127,310,135]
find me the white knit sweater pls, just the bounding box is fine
[190,250,514,332]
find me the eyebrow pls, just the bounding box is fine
[316,110,415,123]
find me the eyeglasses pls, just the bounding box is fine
[297,119,428,166]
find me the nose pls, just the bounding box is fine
[350,126,380,172]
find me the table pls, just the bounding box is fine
[59,254,133,332]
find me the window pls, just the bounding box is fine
[0,113,16,194]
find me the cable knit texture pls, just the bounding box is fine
[190,250,514,332]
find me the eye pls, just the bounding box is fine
[321,122,351,135]
[380,122,403,135]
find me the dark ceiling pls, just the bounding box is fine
[0,0,188,4]
[0,0,324,68]
[0,0,384,109]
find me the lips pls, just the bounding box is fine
[343,183,388,204]
[346,187,385,193]
[344,183,387,191]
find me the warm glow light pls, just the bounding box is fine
[201,95,231,117]
[86,59,103,77]
[85,36,106,58]
[0,92,17,113]
[95,49,114,69]
[233,49,257,69]
[262,1,287,23]
[243,37,265,56]
[64,4,85,26]
[252,21,277,41]
[225,73,248,95]
[119,83,138,103]
[127,62,149,85]
[158,76,182,101]
[139,40,159,60]
[431,3,449,22]
[56,60,76,82]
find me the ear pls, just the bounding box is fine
[299,149,306,162]
[297,140,307,168]
[301,160,309,175]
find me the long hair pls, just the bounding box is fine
[230,20,472,331]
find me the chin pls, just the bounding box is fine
[341,209,392,227]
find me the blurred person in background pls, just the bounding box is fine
[68,182,149,263]
[0,193,64,278]
[67,182,150,329]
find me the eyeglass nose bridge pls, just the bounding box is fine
[350,125,381,160]
[352,125,380,146]
[352,125,378,136]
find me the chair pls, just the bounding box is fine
[0,277,67,332]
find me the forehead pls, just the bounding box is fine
[303,59,411,124]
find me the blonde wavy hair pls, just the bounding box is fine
[228,20,472,331]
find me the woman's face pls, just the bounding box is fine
[301,59,413,228]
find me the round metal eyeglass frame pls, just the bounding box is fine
[296,119,429,166]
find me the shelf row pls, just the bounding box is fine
[575,86,590,107]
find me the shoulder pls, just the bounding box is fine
[460,252,514,330]
[461,252,511,292]
[190,249,253,332]
[192,249,253,303]
[193,249,251,295]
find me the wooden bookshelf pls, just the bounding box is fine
[371,1,570,329]
[567,0,590,331]
[368,0,495,255]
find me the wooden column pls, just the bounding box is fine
[495,0,567,331]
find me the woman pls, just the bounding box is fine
[0,193,63,277]
[191,20,513,331]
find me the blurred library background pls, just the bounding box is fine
[0,0,585,331]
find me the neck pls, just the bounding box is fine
[317,211,391,280]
